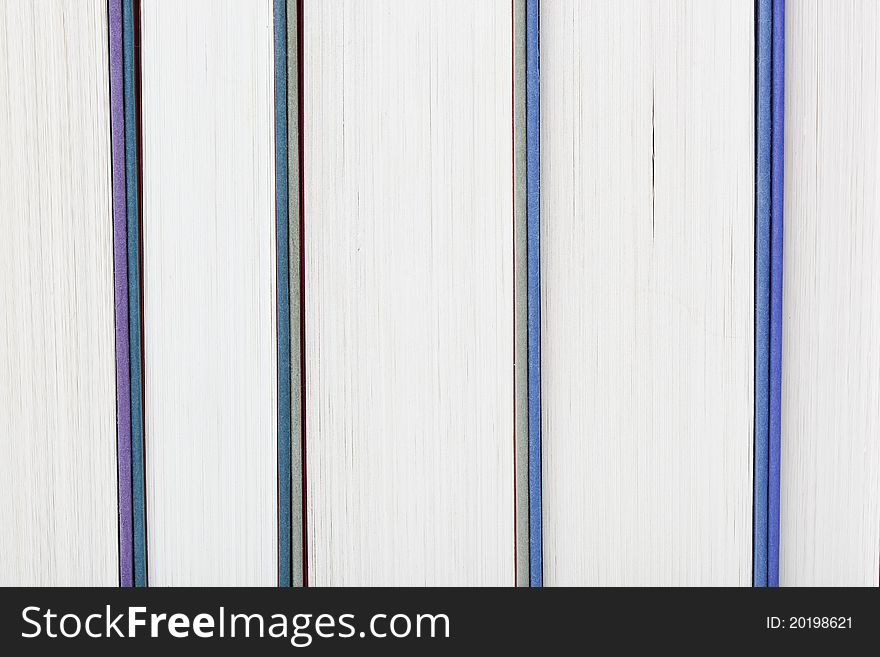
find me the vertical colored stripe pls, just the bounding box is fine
[109,0,133,588]
[288,0,305,589]
[754,0,772,588]
[288,0,305,590]
[526,0,542,588]
[768,0,785,588]
[123,0,147,588]
[295,0,308,589]
[512,0,530,588]
[753,0,772,588]
[755,0,784,588]
[275,0,293,589]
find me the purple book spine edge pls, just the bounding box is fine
[109,0,133,588]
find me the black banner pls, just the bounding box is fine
[0,587,876,652]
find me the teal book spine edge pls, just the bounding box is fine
[123,0,147,589]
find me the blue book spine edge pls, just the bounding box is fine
[122,0,147,588]
[275,0,293,588]
[753,0,772,588]
[768,0,785,588]
[526,0,542,588]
